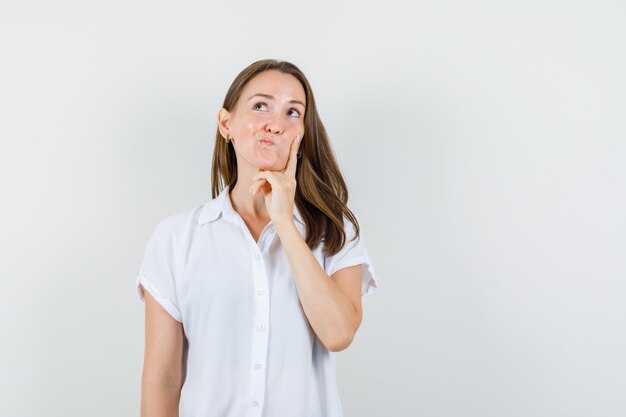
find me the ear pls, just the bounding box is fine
[217,107,231,139]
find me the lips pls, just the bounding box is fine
[259,137,275,145]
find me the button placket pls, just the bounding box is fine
[233,216,274,417]
[247,244,270,416]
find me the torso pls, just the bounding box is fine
[136,186,369,417]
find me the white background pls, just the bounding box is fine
[1,1,625,416]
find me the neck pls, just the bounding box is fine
[229,164,269,221]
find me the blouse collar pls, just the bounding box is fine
[197,184,305,226]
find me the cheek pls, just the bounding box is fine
[280,144,291,160]
[244,113,266,129]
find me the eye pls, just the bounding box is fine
[254,101,301,118]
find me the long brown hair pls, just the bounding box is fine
[210,59,360,257]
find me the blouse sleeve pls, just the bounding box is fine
[135,219,183,322]
[324,215,379,299]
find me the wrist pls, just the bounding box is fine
[273,218,297,234]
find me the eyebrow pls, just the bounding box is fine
[247,93,306,109]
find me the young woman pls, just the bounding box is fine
[136,59,379,417]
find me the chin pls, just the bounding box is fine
[263,164,282,171]
[258,160,285,171]
[244,151,286,171]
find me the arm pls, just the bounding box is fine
[275,221,363,352]
[251,135,363,352]
[140,288,184,417]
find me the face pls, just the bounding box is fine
[219,70,306,172]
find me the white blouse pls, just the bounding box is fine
[135,185,379,417]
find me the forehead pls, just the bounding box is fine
[241,70,306,103]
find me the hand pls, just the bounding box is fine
[249,134,301,227]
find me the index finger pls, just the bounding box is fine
[284,134,300,178]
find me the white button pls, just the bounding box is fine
[252,400,259,407]
[257,289,265,295]
[257,325,265,332]
[254,363,261,370]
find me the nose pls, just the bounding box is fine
[265,115,284,135]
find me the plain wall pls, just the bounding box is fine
[1,1,625,416]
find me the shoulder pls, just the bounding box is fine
[150,203,207,242]
[340,212,361,244]
[321,212,362,259]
